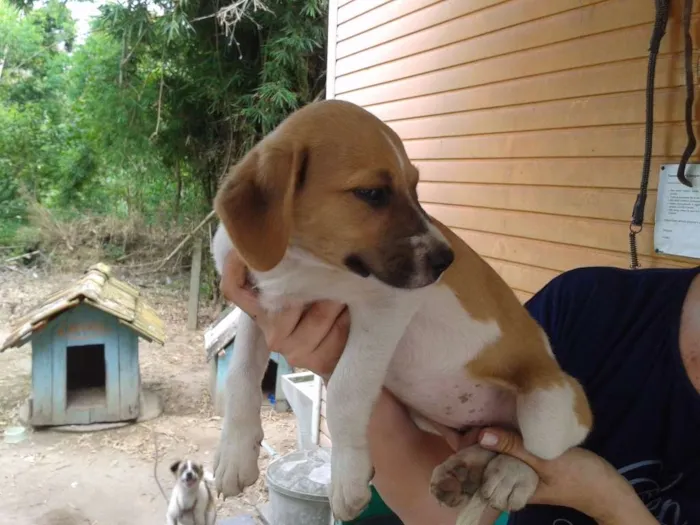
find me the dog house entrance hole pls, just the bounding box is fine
[261,359,277,404]
[66,344,107,408]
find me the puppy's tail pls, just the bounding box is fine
[456,493,488,525]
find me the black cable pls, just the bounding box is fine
[629,0,670,269]
[677,0,696,188]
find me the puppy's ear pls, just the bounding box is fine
[170,460,181,475]
[214,140,308,272]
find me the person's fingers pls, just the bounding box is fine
[478,428,545,473]
[220,252,264,318]
[287,301,346,352]
[282,303,347,373]
[262,303,306,351]
[443,426,481,452]
[295,306,349,376]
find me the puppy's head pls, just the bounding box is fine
[170,459,203,489]
[214,100,454,289]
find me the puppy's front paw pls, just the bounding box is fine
[329,447,374,521]
[213,425,263,498]
[430,445,496,508]
[480,454,538,512]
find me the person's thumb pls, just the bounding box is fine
[478,428,544,472]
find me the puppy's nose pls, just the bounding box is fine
[428,245,454,278]
[185,472,194,480]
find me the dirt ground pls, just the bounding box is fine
[0,264,297,525]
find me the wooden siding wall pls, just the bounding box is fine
[319,0,700,446]
[329,0,699,303]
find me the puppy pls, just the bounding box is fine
[211,100,593,522]
[166,459,216,525]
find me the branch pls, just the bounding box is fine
[152,210,217,271]
[150,51,166,140]
[4,250,40,263]
[216,0,271,44]
[121,28,148,68]
[312,88,326,103]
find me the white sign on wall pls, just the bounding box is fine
[654,164,700,259]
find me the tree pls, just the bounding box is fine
[0,0,328,249]
[0,0,76,241]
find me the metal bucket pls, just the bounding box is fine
[265,448,333,525]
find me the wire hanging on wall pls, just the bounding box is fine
[629,0,696,269]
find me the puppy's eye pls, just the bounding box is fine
[353,187,391,208]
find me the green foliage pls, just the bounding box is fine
[0,0,76,241]
[0,0,327,250]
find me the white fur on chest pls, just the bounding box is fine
[213,225,513,430]
[253,247,408,310]
[386,287,516,429]
[254,248,514,430]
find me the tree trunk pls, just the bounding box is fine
[0,45,9,82]
[174,158,182,222]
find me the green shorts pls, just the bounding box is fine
[336,485,510,525]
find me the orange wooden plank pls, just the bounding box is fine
[363,54,692,121]
[336,0,602,75]
[335,20,695,106]
[418,182,653,223]
[424,203,654,255]
[484,257,559,294]
[512,289,534,304]
[337,0,444,44]
[319,433,333,448]
[404,123,696,160]
[327,0,340,99]
[337,0,504,56]
[337,0,392,25]
[413,158,679,190]
[335,0,688,94]
[453,228,691,274]
[320,416,331,438]
[387,88,688,140]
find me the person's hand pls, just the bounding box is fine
[477,428,657,524]
[220,250,350,378]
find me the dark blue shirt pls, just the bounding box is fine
[510,266,700,525]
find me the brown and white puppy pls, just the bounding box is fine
[211,100,593,523]
[166,459,216,525]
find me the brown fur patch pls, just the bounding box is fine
[433,220,593,429]
[214,145,306,272]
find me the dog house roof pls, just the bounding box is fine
[203,305,243,361]
[0,262,166,352]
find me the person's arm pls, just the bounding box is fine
[477,429,657,524]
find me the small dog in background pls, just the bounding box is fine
[166,459,216,525]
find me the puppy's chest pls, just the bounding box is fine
[384,294,517,429]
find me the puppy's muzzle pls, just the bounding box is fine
[427,244,454,280]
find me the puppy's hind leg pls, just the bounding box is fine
[430,447,538,525]
[430,445,496,509]
[214,313,270,498]
[467,327,593,460]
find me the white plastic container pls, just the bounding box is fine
[3,426,27,444]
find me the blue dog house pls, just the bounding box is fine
[0,263,165,427]
[205,306,292,415]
